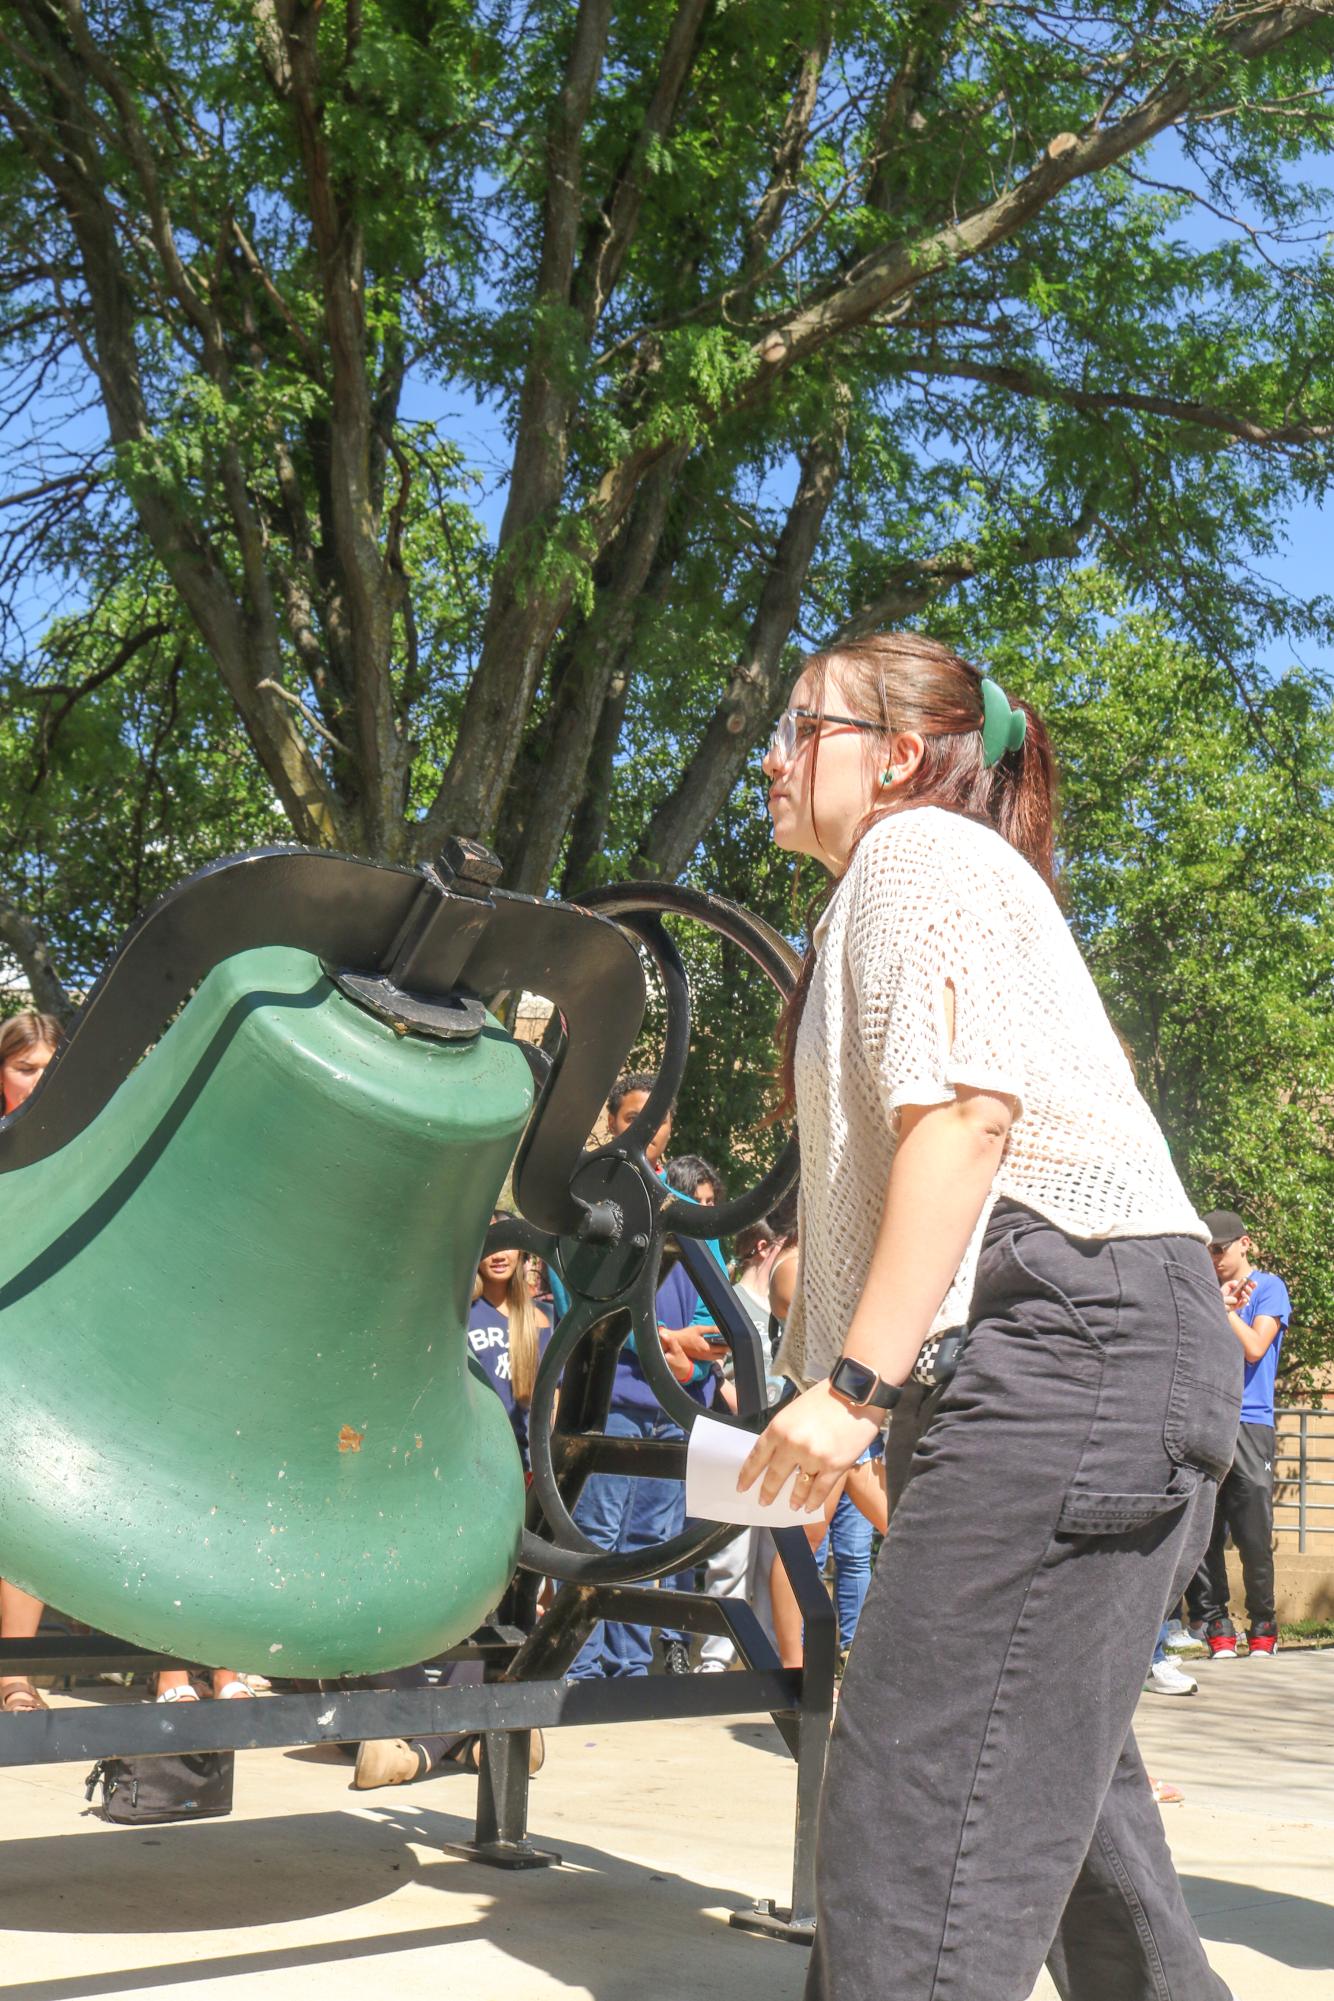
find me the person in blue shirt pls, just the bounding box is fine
[1186,1209,1292,1659]
[466,1210,553,1475]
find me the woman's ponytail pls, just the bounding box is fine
[985,699,1058,890]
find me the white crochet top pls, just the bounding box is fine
[778,806,1205,1386]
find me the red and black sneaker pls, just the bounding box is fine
[1246,1627,1278,1657]
[1206,1631,1239,1660]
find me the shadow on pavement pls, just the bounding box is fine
[0,1810,419,1934]
[1183,1874,1334,1970]
[724,1718,791,1758]
[0,1798,806,2001]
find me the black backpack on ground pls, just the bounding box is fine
[84,1751,234,1824]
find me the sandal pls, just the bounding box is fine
[0,1679,49,1713]
[1150,1777,1184,1805]
[155,1684,201,1703]
[215,1680,254,1699]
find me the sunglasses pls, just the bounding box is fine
[766,706,883,765]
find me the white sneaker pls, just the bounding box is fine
[1144,1658,1198,1697]
[1163,1622,1198,1652]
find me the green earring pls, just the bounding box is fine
[881,768,895,786]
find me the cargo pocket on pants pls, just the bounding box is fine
[1057,1464,1199,1536]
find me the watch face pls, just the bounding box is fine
[833,1357,877,1402]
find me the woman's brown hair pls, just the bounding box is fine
[471,1211,544,1406]
[775,632,1058,1110]
[0,1010,63,1113]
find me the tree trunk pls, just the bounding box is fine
[633,392,848,878]
[562,664,635,898]
[501,449,688,895]
[0,891,72,1021]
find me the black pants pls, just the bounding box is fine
[1185,1420,1277,1635]
[806,1206,1242,2001]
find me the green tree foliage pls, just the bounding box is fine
[2,0,1334,977]
[1019,582,1334,1393]
[0,563,288,1005]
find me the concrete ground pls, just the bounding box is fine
[0,1651,1330,1999]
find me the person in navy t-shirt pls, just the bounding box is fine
[466,1213,552,1474]
[1186,1209,1292,1657]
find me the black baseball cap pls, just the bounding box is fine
[1203,1209,1247,1248]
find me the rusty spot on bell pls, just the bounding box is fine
[338,1424,364,1453]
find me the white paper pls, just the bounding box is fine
[685,1413,825,1528]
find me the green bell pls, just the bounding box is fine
[0,944,534,1678]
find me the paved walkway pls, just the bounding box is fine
[0,1651,1330,1998]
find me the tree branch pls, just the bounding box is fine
[748,6,1330,384]
[573,2,1331,588]
[742,14,832,274]
[895,353,1334,447]
[0,883,72,1019]
[574,0,710,330]
[278,0,405,851]
[0,14,343,848]
[256,677,351,756]
[833,496,1102,643]
[423,0,613,840]
[499,444,688,892]
[634,387,849,879]
[18,618,172,791]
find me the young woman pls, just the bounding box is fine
[0,1013,62,1714]
[730,1216,785,1346]
[739,633,1240,2001]
[467,1212,552,1474]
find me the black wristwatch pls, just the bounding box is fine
[827,1355,902,1413]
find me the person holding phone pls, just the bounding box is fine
[1186,1209,1290,1659]
[738,631,1240,2001]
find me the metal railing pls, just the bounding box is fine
[1274,1405,1334,1553]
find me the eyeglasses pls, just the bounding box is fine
[1207,1239,1238,1255]
[766,706,883,765]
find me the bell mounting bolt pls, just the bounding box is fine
[434,837,505,897]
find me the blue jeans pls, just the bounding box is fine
[567,1409,686,1678]
[828,1491,875,1650]
[1151,1619,1171,1666]
[812,1455,879,1652]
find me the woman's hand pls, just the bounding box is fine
[737,1379,881,1516]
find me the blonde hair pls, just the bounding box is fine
[472,1213,543,1406]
